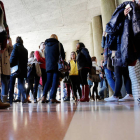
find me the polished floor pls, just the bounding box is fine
[0,101,140,140]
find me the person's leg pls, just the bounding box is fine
[122,67,132,95]
[89,85,92,97]
[119,67,134,101]
[75,76,82,98]
[50,72,59,102]
[93,82,100,100]
[9,76,16,104]
[70,76,77,100]
[66,84,70,98]
[42,72,53,102]
[41,68,47,89]
[18,78,26,102]
[33,75,40,102]
[1,74,9,102]
[114,66,122,97]
[79,68,89,102]
[104,68,115,92]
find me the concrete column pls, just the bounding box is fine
[89,23,94,57]
[72,40,79,52]
[100,0,116,31]
[92,16,103,65]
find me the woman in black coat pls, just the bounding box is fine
[42,34,65,103]
[76,42,92,102]
[10,37,28,104]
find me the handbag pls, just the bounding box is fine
[11,65,19,77]
[35,63,42,77]
[58,43,70,72]
[88,66,101,82]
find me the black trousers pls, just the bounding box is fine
[92,82,98,96]
[70,76,81,97]
[41,68,47,89]
[114,66,132,97]
[79,68,89,85]
[26,79,34,97]
[33,74,40,100]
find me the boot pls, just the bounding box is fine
[78,86,84,101]
[50,99,60,103]
[0,100,10,109]
[80,85,89,102]
[41,96,46,103]
[2,95,8,103]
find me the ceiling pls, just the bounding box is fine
[3,0,101,52]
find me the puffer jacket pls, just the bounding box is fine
[44,38,65,72]
[10,43,28,78]
[76,47,92,70]
[105,1,139,67]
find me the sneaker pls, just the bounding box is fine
[64,97,70,101]
[104,95,119,102]
[137,98,140,102]
[119,94,134,102]
[34,99,38,103]
[13,99,21,102]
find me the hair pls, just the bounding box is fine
[30,51,34,58]
[39,42,44,49]
[16,36,23,44]
[70,51,76,60]
[50,34,58,40]
[91,56,96,62]
[78,42,85,49]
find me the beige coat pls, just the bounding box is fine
[1,44,13,75]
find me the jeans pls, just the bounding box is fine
[9,76,26,104]
[43,71,59,100]
[104,68,115,92]
[1,74,10,99]
[99,78,107,99]
[17,90,21,100]
[114,66,132,97]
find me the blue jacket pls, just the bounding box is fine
[44,38,65,72]
[10,43,28,78]
[105,1,139,67]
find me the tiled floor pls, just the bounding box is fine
[0,101,140,140]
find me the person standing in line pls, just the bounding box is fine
[10,36,28,104]
[76,42,92,102]
[42,34,65,103]
[1,38,13,102]
[91,56,101,100]
[34,42,46,103]
[69,51,81,101]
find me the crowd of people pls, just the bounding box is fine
[0,0,140,109]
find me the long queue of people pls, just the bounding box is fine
[1,0,140,109]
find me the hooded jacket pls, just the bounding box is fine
[10,43,28,78]
[44,38,65,72]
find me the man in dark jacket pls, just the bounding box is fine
[42,34,65,103]
[10,37,28,104]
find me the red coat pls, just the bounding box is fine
[35,51,46,69]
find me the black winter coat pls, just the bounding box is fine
[10,43,28,78]
[44,38,65,72]
[105,1,140,67]
[76,47,92,70]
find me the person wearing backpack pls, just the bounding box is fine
[76,42,92,102]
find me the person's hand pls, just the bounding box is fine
[7,38,12,47]
[124,7,130,16]
[103,31,106,36]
